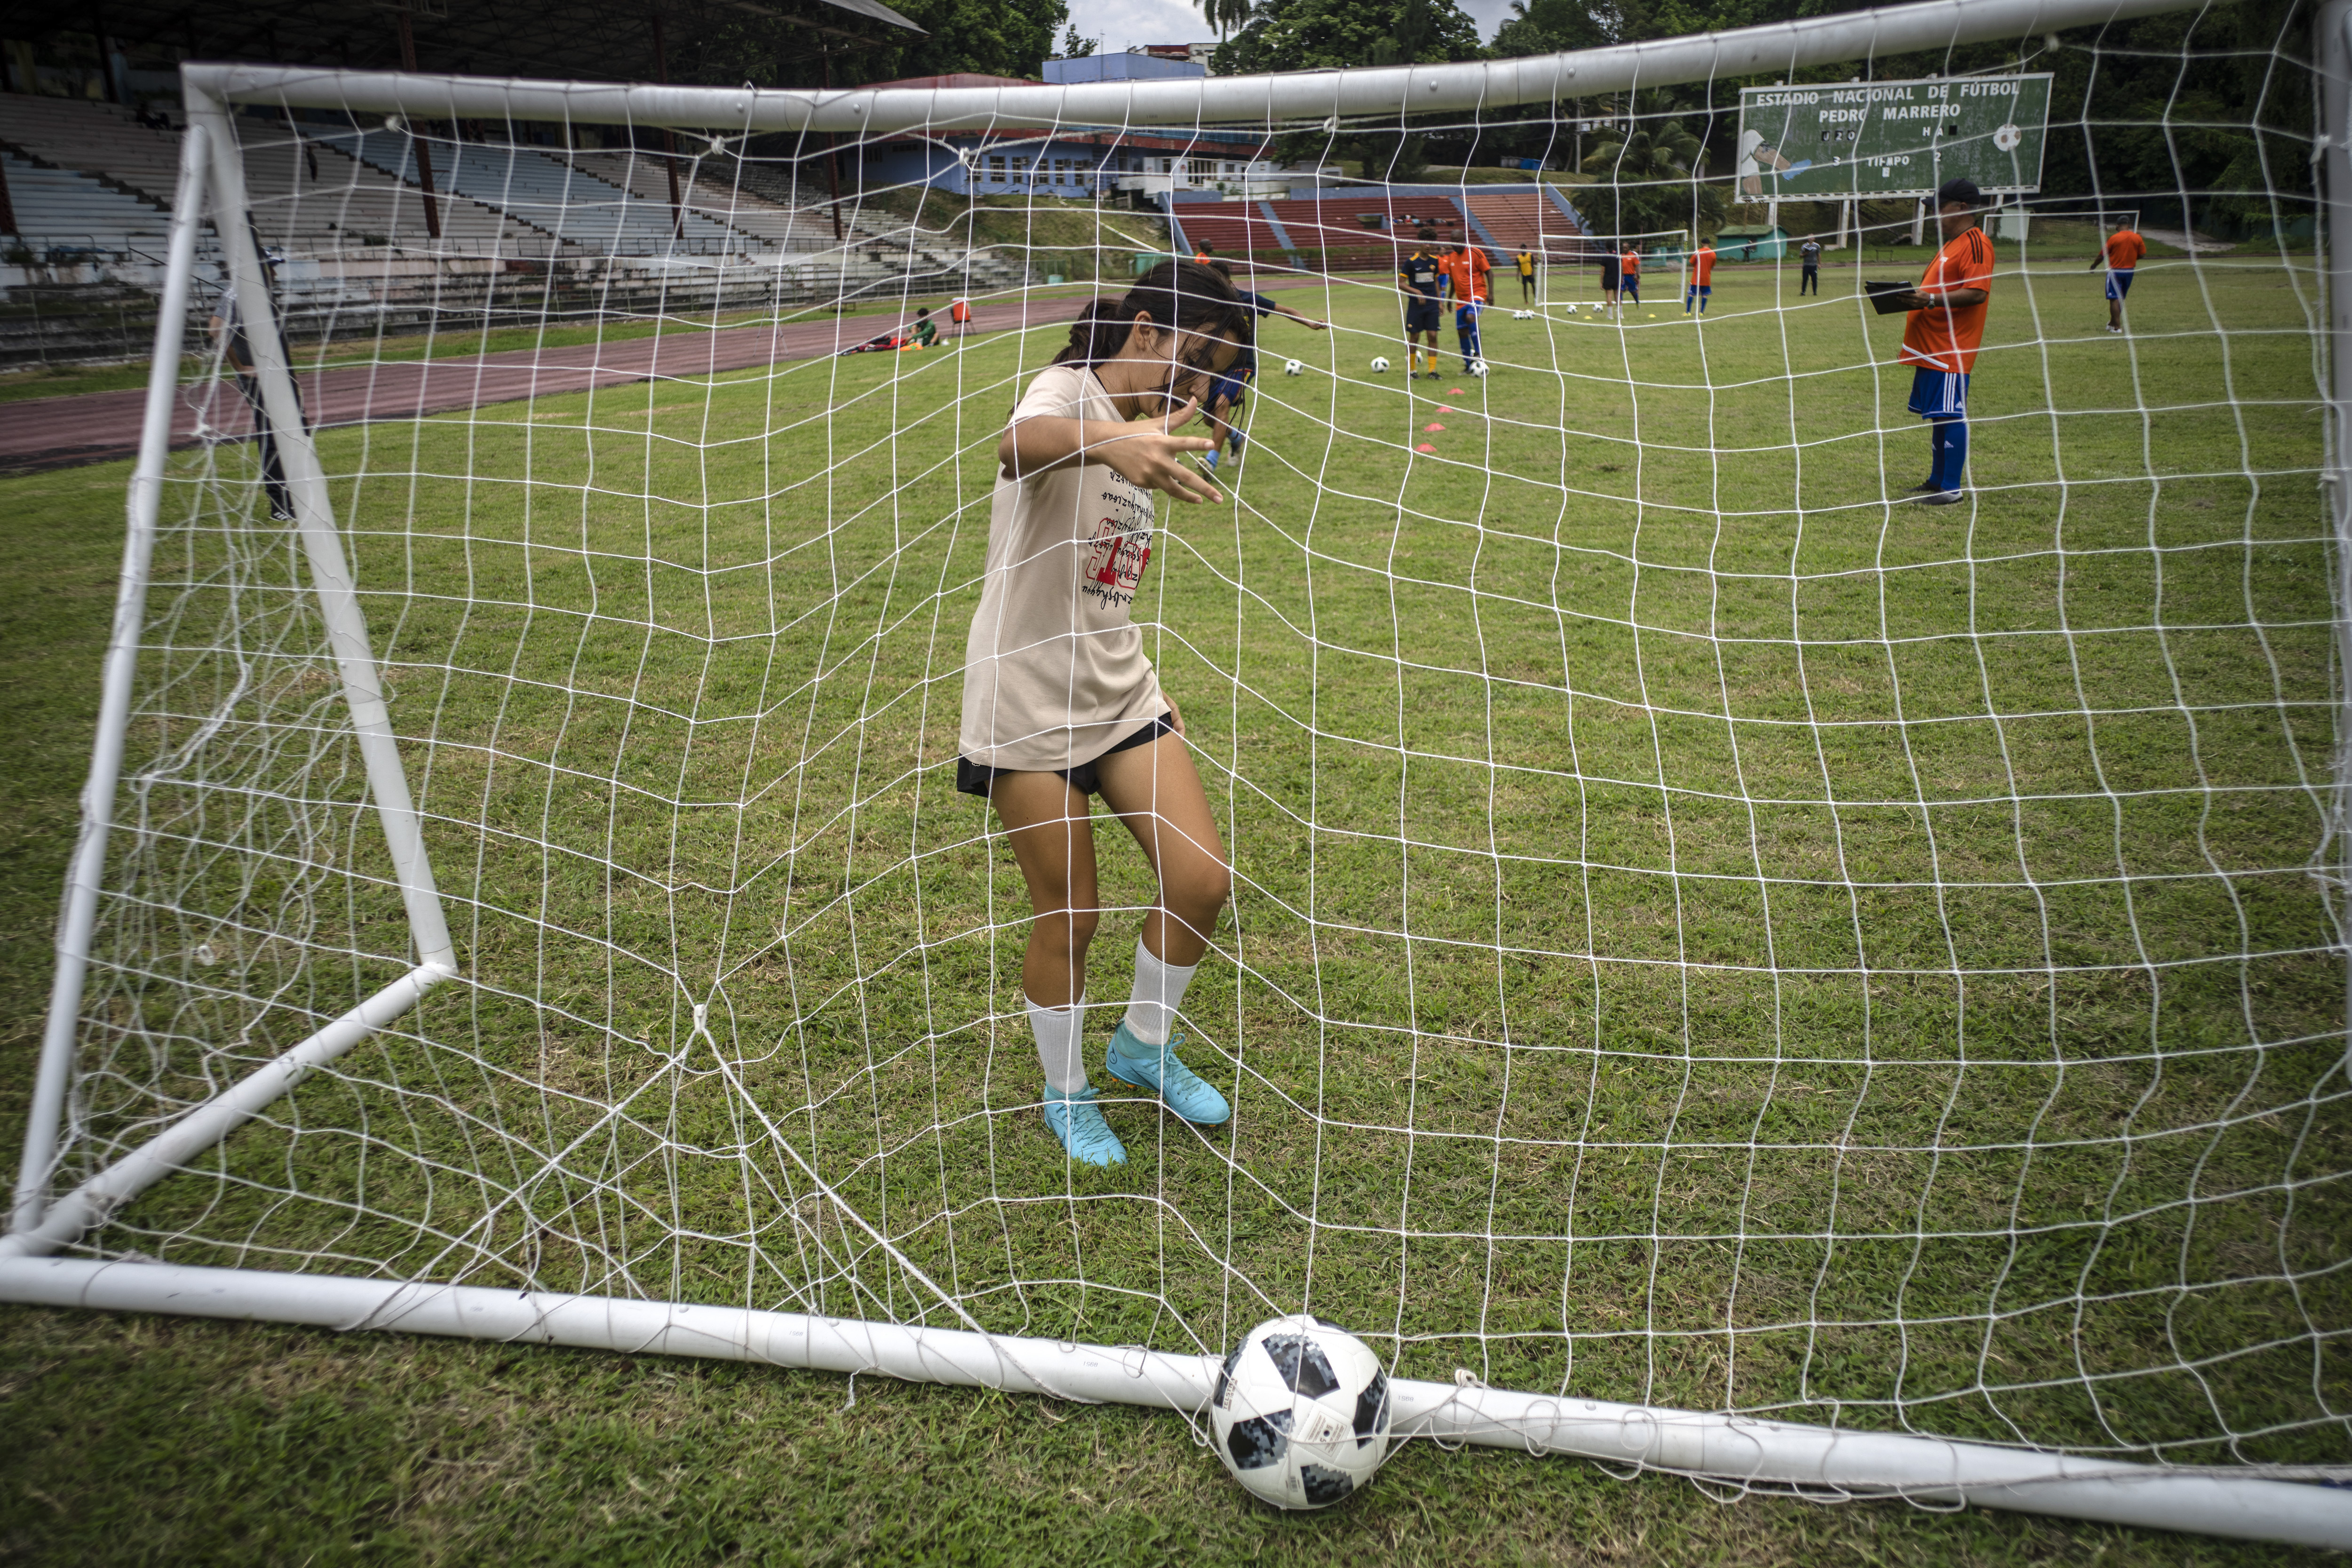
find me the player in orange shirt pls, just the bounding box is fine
[1684,241,1716,314]
[1893,177,1995,504]
[2088,221,2147,333]
[1619,247,1641,305]
[1440,242,1493,371]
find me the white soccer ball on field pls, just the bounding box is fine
[1284,358,1304,376]
[1470,360,1490,377]
[1212,1314,1393,1510]
[1564,302,1579,315]
[1370,356,1390,374]
[1512,309,1533,320]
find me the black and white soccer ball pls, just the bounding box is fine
[1564,302,1579,315]
[1284,358,1304,376]
[1511,309,1534,320]
[1210,1314,1393,1510]
[1470,360,1490,377]
[1370,355,1390,374]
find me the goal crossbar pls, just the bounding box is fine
[183,0,2190,135]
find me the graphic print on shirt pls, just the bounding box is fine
[1081,485,1154,612]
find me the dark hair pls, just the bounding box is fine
[1207,257,1234,279]
[1936,177,1981,208]
[1053,259,1251,369]
[1417,226,1437,241]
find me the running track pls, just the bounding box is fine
[0,279,1334,474]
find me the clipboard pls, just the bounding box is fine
[1864,281,1917,315]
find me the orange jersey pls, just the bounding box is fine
[2104,230,2146,270]
[1689,247,1716,286]
[1620,250,1639,276]
[1899,225,1995,374]
[1440,249,1492,302]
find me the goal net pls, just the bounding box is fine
[9,0,2352,1543]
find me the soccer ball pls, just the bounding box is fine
[1511,309,1533,320]
[1211,1314,1393,1510]
[1370,356,1390,374]
[1284,358,1304,376]
[1470,361,1489,377]
[1564,303,1579,315]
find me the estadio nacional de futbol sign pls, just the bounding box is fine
[1735,75,2054,200]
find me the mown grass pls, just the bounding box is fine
[3,239,2347,1563]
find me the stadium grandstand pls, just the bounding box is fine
[0,0,1044,367]
[1166,183,1598,272]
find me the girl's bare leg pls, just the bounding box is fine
[1094,732,1231,966]
[989,771,1099,1006]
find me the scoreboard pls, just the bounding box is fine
[1735,74,2054,200]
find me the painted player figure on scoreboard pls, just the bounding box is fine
[1736,126,1805,198]
[1891,177,1995,505]
[2089,220,2146,334]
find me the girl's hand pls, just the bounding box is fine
[1096,397,1223,504]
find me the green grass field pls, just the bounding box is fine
[4,246,2348,1564]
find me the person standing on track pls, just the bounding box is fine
[1515,247,1537,302]
[1799,236,1821,296]
[2090,220,2146,334]
[1684,239,1716,314]
[1399,229,1446,379]
[1891,177,1995,506]
[208,246,302,522]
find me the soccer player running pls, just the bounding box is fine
[1684,239,1716,314]
[1619,246,1641,306]
[1441,239,1493,372]
[2090,220,2146,334]
[1201,258,1331,470]
[1799,236,1821,295]
[1891,177,1994,506]
[961,259,1249,1168]
[1514,247,1537,302]
[1399,229,1446,379]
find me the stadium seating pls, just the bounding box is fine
[318,129,742,254]
[0,149,171,261]
[0,96,547,255]
[1459,190,1591,259]
[567,150,839,250]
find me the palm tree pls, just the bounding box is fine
[1202,0,1253,39]
[1579,118,1723,241]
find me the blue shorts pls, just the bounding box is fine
[1907,366,1969,419]
[1404,299,1443,333]
[1455,303,1480,329]
[1622,278,1640,300]
[2106,269,2135,301]
[1208,371,1250,411]
[1687,283,1711,297]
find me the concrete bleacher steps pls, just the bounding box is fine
[1459,191,1590,259]
[321,129,742,255]
[1,150,174,258]
[567,151,837,251]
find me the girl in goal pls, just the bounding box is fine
[959,260,1249,1167]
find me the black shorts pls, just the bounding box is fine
[1404,299,1442,333]
[956,714,1176,799]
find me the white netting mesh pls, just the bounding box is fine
[28,8,2352,1477]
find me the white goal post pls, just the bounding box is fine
[9,0,2352,1548]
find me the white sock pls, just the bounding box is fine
[1029,995,1088,1094]
[1122,941,1199,1049]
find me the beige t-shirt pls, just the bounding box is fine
[959,364,1167,772]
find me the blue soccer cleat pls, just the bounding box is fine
[1041,1084,1127,1166]
[1104,1023,1231,1125]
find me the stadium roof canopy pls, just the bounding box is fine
[0,0,922,88]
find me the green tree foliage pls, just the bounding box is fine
[1212,0,1483,179]
[692,0,1069,91]
[1579,117,1724,238]
[1060,25,1098,56]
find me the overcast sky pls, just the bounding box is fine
[1073,0,1521,56]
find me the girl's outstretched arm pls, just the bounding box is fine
[999,395,1223,503]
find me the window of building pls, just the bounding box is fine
[989,154,1005,182]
